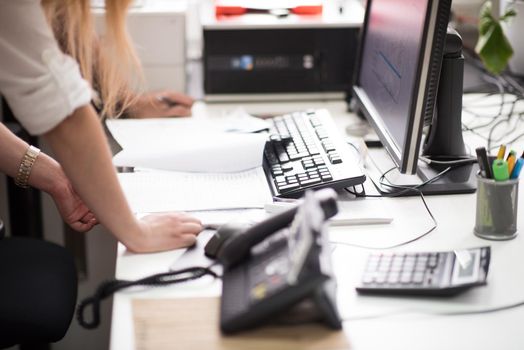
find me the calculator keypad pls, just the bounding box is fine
[356,247,490,296]
[360,252,447,289]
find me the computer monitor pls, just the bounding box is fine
[352,0,477,194]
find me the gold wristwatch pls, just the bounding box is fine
[15,145,40,188]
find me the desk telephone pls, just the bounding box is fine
[207,189,343,334]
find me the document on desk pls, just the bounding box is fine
[117,167,273,212]
[106,114,268,173]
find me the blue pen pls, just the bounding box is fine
[511,158,524,179]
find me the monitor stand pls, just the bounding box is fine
[364,29,477,196]
[363,147,477,196]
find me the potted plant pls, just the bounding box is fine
[500,0,524,76]
[475,1,515,75]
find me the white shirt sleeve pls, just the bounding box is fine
[0,0,92,135]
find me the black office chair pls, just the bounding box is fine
[0,223,78,349]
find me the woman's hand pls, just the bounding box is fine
[51,180,98,233]
[128,90,194,118]
[127,213,203,253]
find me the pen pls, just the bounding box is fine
[492,159,510,181]
[507,151,517,175]
[496,144,507,160]
[475,147,493,179]
[506,150,516,161]
[511,158,524,179]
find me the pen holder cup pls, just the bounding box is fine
[474,175,519,240]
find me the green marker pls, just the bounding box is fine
[492,159,509,181]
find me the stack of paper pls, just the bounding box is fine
[117,168,272,213]
[106,115,273,212]
[106,115,268,173]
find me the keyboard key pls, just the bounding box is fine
[367,258,380,271]
[275,175,286,183]
[412,272,425,284]
[329,154,342,164]
[278,153,290,163]
[295,152,310,158]
[321,174,333,181]
[276,183,300,193]
[279,134,292,142]
[415,260,427,271]
[378,261,391,272]
[281,163,294,172]
[387,272,400,284]
[299,178,322,186]
[296,147,308,154]
[303,162,316,169]
[428,254,439,268]
[322,142,336,152]
[313,157,326,166]
[362,273,374,284]
[400,272,412,284]
[273,170,284,176]
[308,147,320,156]
[309,116,322,127]
[316,128,329,139]
[375,272,387,284]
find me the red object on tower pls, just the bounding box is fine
[215,1,323,17]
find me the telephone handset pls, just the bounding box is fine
[215,188,338,269]
[217,189,342,334]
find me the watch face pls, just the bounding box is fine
[451,250,480,285]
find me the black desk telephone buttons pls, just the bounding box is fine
[249,250,289,302]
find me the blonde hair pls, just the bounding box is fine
[41,0,142,118]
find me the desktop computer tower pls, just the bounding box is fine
[201,1,364,101]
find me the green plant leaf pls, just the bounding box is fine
[500,8,517,22]
[478,1,494,35]
[475,21,514,75]
[475,1,514,75]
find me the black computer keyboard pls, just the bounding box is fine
[264,109,366,198]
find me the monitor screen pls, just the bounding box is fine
[353,0,451,174]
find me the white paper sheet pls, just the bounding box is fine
[117,167,273,212]
[106,111,269,173]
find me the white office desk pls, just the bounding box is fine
[109,100,524,350]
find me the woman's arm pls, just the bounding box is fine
[0,123,97,232]
[43,104,202,252]
[0,2,201,251]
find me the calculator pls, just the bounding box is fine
[356,247,490,296]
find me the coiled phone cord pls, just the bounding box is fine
[77,265,218,329]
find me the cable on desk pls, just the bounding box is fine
[461,49,524,150]
[340,298,524,322]
[332,165,454,249]
[432,299,524,316]
[76,264,219,329]
[418,156,477,166]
